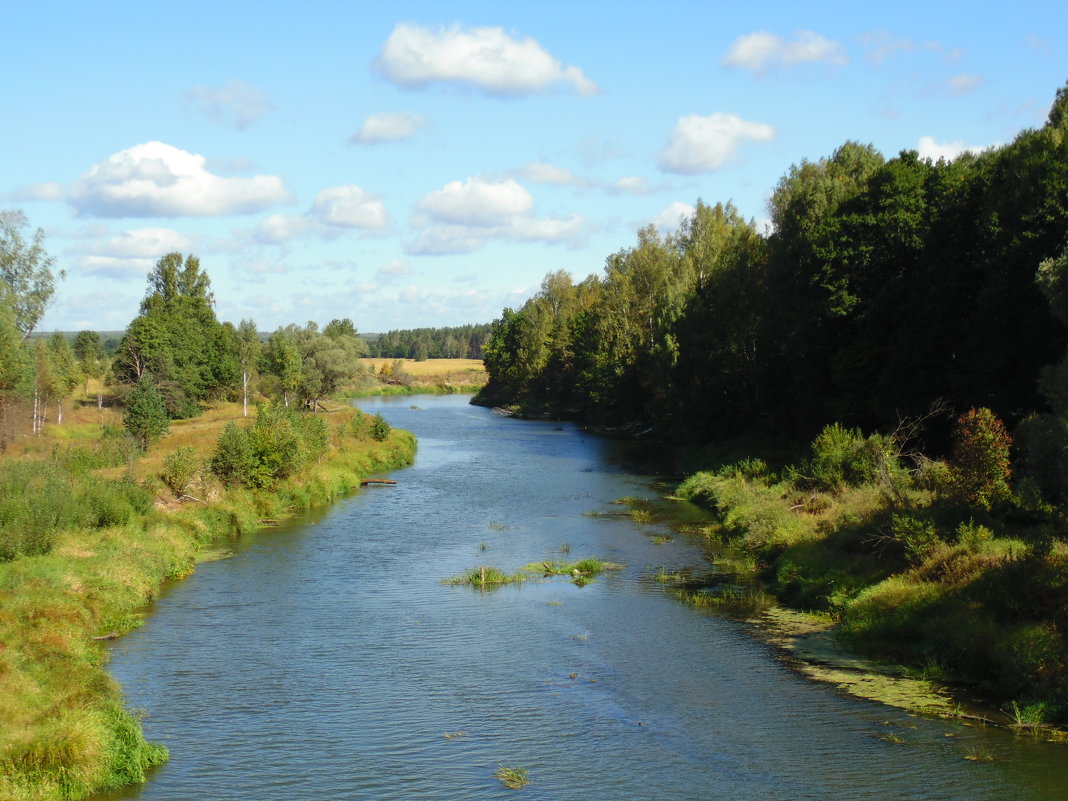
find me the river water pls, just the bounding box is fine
[100,395,1068,801]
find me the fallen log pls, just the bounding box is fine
[359,479,398,486]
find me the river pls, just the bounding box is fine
[99,395,1068,800]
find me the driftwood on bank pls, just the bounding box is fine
[359,479,397,486]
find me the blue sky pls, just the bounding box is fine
[3,1,1065,334]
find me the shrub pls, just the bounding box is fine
[802,423,898,493]
[123,376,170,450]
[950,408,1012,510]
[160,446,200,496]
[370,412,391,442]
[891,513,940,564]
[210,421,255,487]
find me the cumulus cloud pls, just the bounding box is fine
[916,136,991,162]
[650,202,695,234]
[415,177,533,228]
[75,227,196,278]
[409,176,587,255]
[375,22,598,96]
[312,185,388,229]
[69,141,290,218]
[611,176,653,196]
[947,74,983,95]
[350,112,426,144]
[185,79,272,129]
[723,30,847,73]
[658,113,775,174]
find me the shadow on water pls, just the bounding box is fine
[97,395,1068,801]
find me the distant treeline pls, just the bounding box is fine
[478,84,1068,454]
[364,323,491,360]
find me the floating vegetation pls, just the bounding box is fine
[675,585,774,615]
[572,632,590,641]
[545,600,563,607]
[487,521,509,531]
[630,508,653,524]
[478,542,488,551]
[443,730,465,740]
[964,745,996,762]
[877,732,905,744]
[495,764,529,789]
[653,567,689,584]
[559,543,571,555]
[520,556,624,585]
[650,534,672,544]
[444,566,526,589]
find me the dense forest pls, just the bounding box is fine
[365,323,491,360]
[476,83,1068,722]
[478,84,1068,451]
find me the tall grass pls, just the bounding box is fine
[0,402,417,800]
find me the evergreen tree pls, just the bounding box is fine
[123,374,170,450]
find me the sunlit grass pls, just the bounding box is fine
[494,764,529,789]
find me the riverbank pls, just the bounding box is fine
[674,424,1068,735]
[0,403,416,801]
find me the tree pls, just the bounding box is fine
[263,327,303,407]
[73,330,106,405]
[0,296,29,448]
[235,319,260,417]
[46,332,81,424]
[113,253,236,417]
[123,374,170,450]
[0,210,62,339]
[951,408,1012,510]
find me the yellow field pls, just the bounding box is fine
[361,357,485,378]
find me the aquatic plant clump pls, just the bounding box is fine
[495,764,529,789]
[444,566,526,588]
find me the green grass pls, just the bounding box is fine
[494,764,529,789]
[444,566,526,589]
[0,406,418,801]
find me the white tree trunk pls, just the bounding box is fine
[243,370,248,417]
[56,399,62,425]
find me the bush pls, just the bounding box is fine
[123,376,170,450]
[801,424,898,493]
[370,412,391,441]
[210,421,255,488]
[891,513,940,564]
[950,408,1012,510]
[160,446,200,496]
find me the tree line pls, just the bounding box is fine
[0,243,376,451]
[365,323,491,360]
[478,84,1068,463]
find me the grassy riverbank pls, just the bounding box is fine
[350,358,486,397]
[0,400,416,800]
[676,423,1068,731]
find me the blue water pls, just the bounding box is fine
[99,395,1068,800]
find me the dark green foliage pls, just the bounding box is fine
[122,375,170,450]
[209,403,336,488]
[798,424,896,494]
[112,253,237,417]
[370,412,391,441]
[366,322,491,359]
[210,422,255,488]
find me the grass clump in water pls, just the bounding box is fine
[444,566,525,589]
[495,764,529,789]
[520,556,623,585]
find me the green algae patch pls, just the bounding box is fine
[750,607,971,719]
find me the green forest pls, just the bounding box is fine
[476,83,1068,724]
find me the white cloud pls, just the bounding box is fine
[916,136,990,162]
[860,32,947,65]
[185,79,272,129]
[350,112,426,144]
[521,162,587,187]
[415,177,533,227]
[250,185,387,243]
[658,113,775,174]
[723,30,847,73]
[312,185,388,229]
[74,226,196,279]
[69,141,290,218]
[409,176,587,255]
[375,22,598,96]
[650,202,695,234]
[12,182,64,201]
[947,74,983,95]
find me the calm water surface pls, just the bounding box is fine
[100,395,1068,800]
